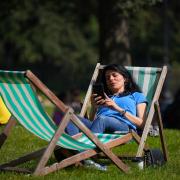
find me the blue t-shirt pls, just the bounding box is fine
[96,92,148,130]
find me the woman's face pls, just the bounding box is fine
[105,70,125,94]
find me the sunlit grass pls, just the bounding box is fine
[0,124,179,180]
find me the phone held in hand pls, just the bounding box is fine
[92,83,105,99]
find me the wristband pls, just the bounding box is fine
[121,109,126,116]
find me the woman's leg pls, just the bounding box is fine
[90,116,129,133]
[65,116,92,136]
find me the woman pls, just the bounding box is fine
[65,64,147,135]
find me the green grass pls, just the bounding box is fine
[0,124,179,180]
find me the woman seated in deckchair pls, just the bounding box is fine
[66,64,148,135]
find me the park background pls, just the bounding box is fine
[0,1,180,179]
[1,0,180,128]
[1,0,179,96]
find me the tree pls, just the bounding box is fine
[1,0,178,93]
[98,0,162,65]
[0,0,98,91]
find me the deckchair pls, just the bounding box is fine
[0,70,133,176]
[80,63,168,160]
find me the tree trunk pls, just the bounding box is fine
[98,0,131,65]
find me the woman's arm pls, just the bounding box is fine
[122,103,147,128]
[102,98,147,128]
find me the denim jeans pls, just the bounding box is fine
[90,115,129,133]
[65,116,92,136]
[65,115,129,136]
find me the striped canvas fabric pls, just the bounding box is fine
[125,66,160,112]
[0,70,123,151]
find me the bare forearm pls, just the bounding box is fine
[114,106,143,127]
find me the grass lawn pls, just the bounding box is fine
[0,124,179,180]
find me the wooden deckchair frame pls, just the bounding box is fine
[0,70,142,176]
[80,63,168,161]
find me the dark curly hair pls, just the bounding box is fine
[101,64,141,95]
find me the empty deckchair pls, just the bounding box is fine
[80,63,168,160]
[0,70,133,176]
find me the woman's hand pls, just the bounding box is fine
[102,96,120,110]
[91,93,119,110]
[91,94,105,107]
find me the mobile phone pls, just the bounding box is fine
[92,83,105,98]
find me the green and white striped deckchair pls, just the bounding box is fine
[80,63,168,161]
[0,70,131,176]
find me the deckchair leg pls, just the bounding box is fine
[154,102,168,161]
[71,114,130,173]
[0,117,16,148]
[131,131,149,151]
[0,166,32,174]
[136,106,156,157]
[33,108,73,176]
[0,147,46,169]
[113,131,149,160]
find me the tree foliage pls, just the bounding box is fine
[98,0,162,65]
[0,1,97,63]
[0,0,179,92]
[0,0,98,91]
[129,0,180,66]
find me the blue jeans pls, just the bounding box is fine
[65,115,129,136]
[90,115,129,133]
[65,116,92,136]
